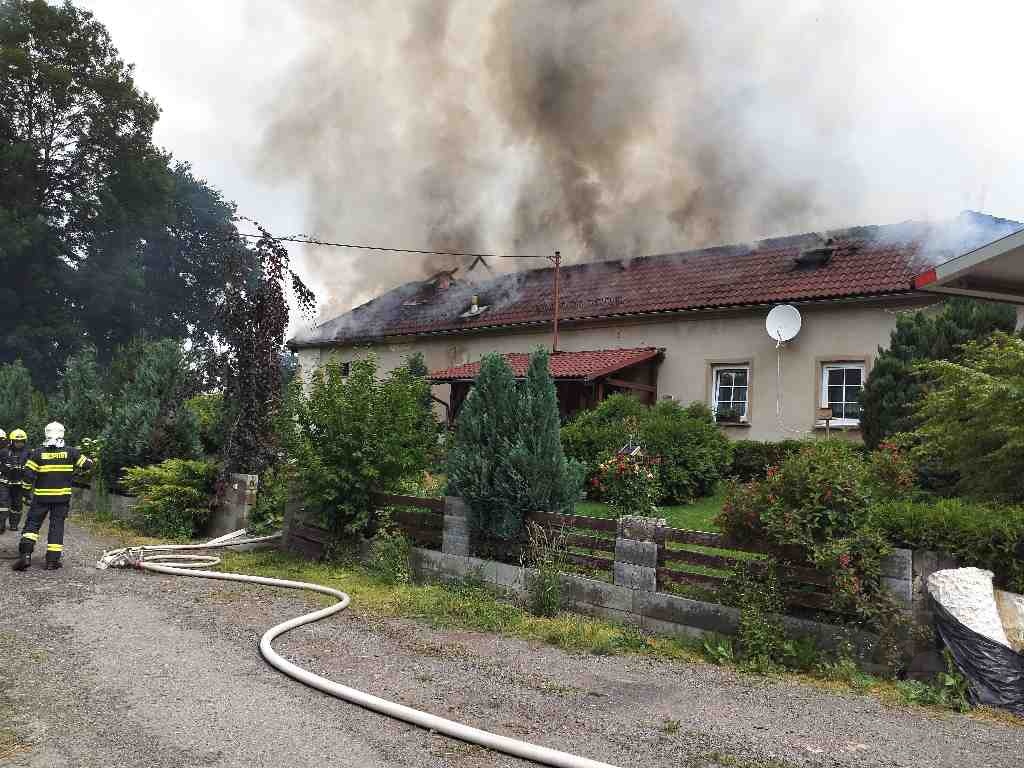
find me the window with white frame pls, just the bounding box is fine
[711,365,750,423]
[820,362,865,425]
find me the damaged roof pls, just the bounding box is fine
[290,212,1024,349]
[430,347,664,383]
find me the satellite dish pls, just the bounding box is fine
[766,304,802,343]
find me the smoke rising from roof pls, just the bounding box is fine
[260,1,868,319]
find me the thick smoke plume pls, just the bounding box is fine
[260,1,864,318]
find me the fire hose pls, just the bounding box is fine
[97,531,623,768]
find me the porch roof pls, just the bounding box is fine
[429,347,663,384]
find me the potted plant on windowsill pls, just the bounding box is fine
[715,408,743,425]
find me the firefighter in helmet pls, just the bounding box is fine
[12,422,94,571]
[4,428,30,533]
[0,429,9,533]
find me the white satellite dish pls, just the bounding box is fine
[766,304,802,344]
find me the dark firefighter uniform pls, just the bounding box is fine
[0,435,9,533]
[17,447,93,568]
[1,438,29,532]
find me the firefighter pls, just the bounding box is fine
[12,422,94,571]
[0,429,9,533]
[5,428,30,533]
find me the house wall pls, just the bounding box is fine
[294,298,928,441]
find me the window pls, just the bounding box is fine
[820,362,865,426]
[339,361,351,377]
[711,366,749,423]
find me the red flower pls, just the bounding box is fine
[766,466,778,480]
[838,554,851,568]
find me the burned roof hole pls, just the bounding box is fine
[794,238,837,270]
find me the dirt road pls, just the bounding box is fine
[1,520,1021,768]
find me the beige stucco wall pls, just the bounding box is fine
[295,298,926,441]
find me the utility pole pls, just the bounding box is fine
[548,250,561,353]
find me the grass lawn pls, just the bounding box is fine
[575,486,725,531]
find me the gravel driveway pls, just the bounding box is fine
[1,519,1021,768]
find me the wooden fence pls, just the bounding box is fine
[369,492,444,550]
[526,510,617,580]
[285,494,837,612]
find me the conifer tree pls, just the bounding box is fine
[515,349,584,514]
[861,298,1016,448]
[446,353,528,558]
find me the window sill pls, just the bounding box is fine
[814,422,861,432]
[717,421,751,428]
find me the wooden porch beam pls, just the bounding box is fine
[605,377,657,393]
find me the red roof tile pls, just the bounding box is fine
[290,214,1023,348]
[430,347,663,382]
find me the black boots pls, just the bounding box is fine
[0,517,5,533]
[11,553,30,571]
[44,559,62,570]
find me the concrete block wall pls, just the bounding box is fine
[422,504,879,657]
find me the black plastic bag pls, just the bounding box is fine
[930,595,1024,717]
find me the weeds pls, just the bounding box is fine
[895,651,970,713]
[364,513,412,585]
[523,521,567,618]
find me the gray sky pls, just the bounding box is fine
[79,1,1024,321]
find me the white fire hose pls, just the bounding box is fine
[97,531,622,768]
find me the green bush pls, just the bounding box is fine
[0,360,48,442]
[185,392,225,456]
[717,441,902,635]
[561,395,731,505]
[283,356,437,539]
[249,462,292,533]
[728,439,805,482]
[54,346,110,444]
[524,520,567,617]
[593,453,660,516]
[860,297,1016,449]
[872,498,1024,592]
[101,339,201,484]
[365,516,412,585]
[912,333,1024,502]
[121,459,217,539]
[560,393,645,477]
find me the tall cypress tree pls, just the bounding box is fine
[446,353,528,559]
[515,349,584,514]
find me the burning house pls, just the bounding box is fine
[289,212,1024,440]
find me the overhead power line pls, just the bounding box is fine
[237,231,550,260]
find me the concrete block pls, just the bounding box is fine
[570,577,634,613]
[614,562,657,592]
[444,516,468,535]
[882,576,912,607]
[880,548,912,580]
[617,515,667,542]
[494,562,525,591]
[444,496,468,518]
[780,614,877,657]
[573,601,635,625]
[614,538,658,568]
[640,615,712,642]
[634,591,739,635]
[108,494,138,522]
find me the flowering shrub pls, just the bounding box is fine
[717,441,902,643]
[867,439,916,501]
[593,452,660,517]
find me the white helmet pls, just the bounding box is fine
[0,429,6,440]
[44,422,65,447]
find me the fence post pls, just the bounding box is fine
[443,496,470,556]
[614,515,666,592]
[209,473,259,537]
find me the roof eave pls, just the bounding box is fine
[294,290,928,349]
